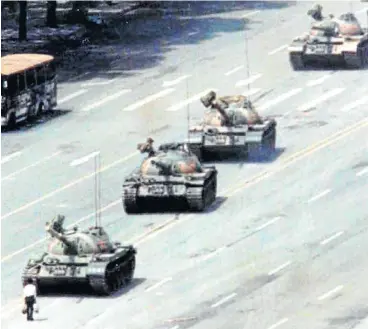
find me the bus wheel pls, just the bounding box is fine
[8,113,16,130]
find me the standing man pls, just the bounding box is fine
[23,278,37,321]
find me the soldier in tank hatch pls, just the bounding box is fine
[137,137,156,157]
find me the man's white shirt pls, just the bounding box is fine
[23,284,37,297]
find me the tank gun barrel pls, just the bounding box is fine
[45,215,73,247]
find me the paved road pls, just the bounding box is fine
[1,1,368,328]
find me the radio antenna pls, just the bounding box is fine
[244,18,251,100]
[93,152,101,227]
[186,78,190,143]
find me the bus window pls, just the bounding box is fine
[45,62,56,80]
[26,68,37,88]
[35,65,46,84]
[17,72,26,93]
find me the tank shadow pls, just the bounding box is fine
[133,196,227,215]
[203,147,286,164]
[1,109,72,133]
[293,62,367,71]
[38,277,146,299]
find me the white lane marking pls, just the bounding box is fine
[341,96,368,112]
[320,231,344,245]
[145,277,172,292]
[1,151,22,164]
[169,326,180,329]
[225,65,244,76]
[356,166,368,177]
[254,217,281,232]
[306,74,331,87]
[268,261,292,276]
[123,88,175,111]
[211,292,237,308]
[199,247,226,262]
[188,31,199,36]
[235,73,262,87]
[82,89,131,112]
[1,199,121,262]
[267,318,289,329]
[162,75,191,87]
[307,189,331,203]
[2,151,62,181]
[70,151,100,167]
[297,88,345,112]
[165,89,217,112]
[317,285,344,301]
[355,8,368,14]
[258,88,302,111]
[81,78,117,87]
[58,90,88,105]
[242,10,260,18]
[268,44,288,55]
[242,88,261,97]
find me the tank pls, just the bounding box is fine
[21,215,137,295]
[288,5,368,69]
[122,141,218,213]
[185,91,277,161]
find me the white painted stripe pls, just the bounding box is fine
[169,326,180,329]
[188,31,199,36]
[318,285,344,301]
[145,277,172,292]
[235,73,262,87]
[58,89,88,105]
[268,261,292,276]
[341,96,368,112]
[200,247,226,262]
[225,65,244,76]
[70,151,100,167]
[1,151,22,164]
[162,75,191,87]
[68,71,91,82]
[211,292,237,308]
[320,231,344,245]
[355,8,368,14]
[297,88,345,112]
[242,10,260,18]
[123,88,175,111]
[81,78,117,87]
[242,88,261,97]
[306,74,331,87]
[268,44,288,55]
[254,217,281,232]
[267,318,289,329]
[307,189,331,203]
[2,151,62,181]
[356,166,368,177]
[258,88,302,111]
[165,89,218,112]
[82,89,131,112]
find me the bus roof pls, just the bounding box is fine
[1,53,54,76]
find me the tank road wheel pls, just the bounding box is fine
[289,53,305,71]
[187,175,216,212]
[123,256,135,286]
[261,128,276,153]
[123,188,140,214]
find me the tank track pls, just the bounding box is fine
[289,53,305,70]
[123,187,140,214]
[261,127,276,152]
[187,174,217,212]
[344,47,367,69]
[89,256,136,295]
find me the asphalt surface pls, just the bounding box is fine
[1,1,368,328]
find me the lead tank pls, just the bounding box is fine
[185,91,277,161]
[21,215,136,295]
[288,5,368,69]
[122,141,217,213]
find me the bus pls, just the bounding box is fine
[1,53,57,128]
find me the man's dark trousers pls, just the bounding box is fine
[25,296,35,320]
